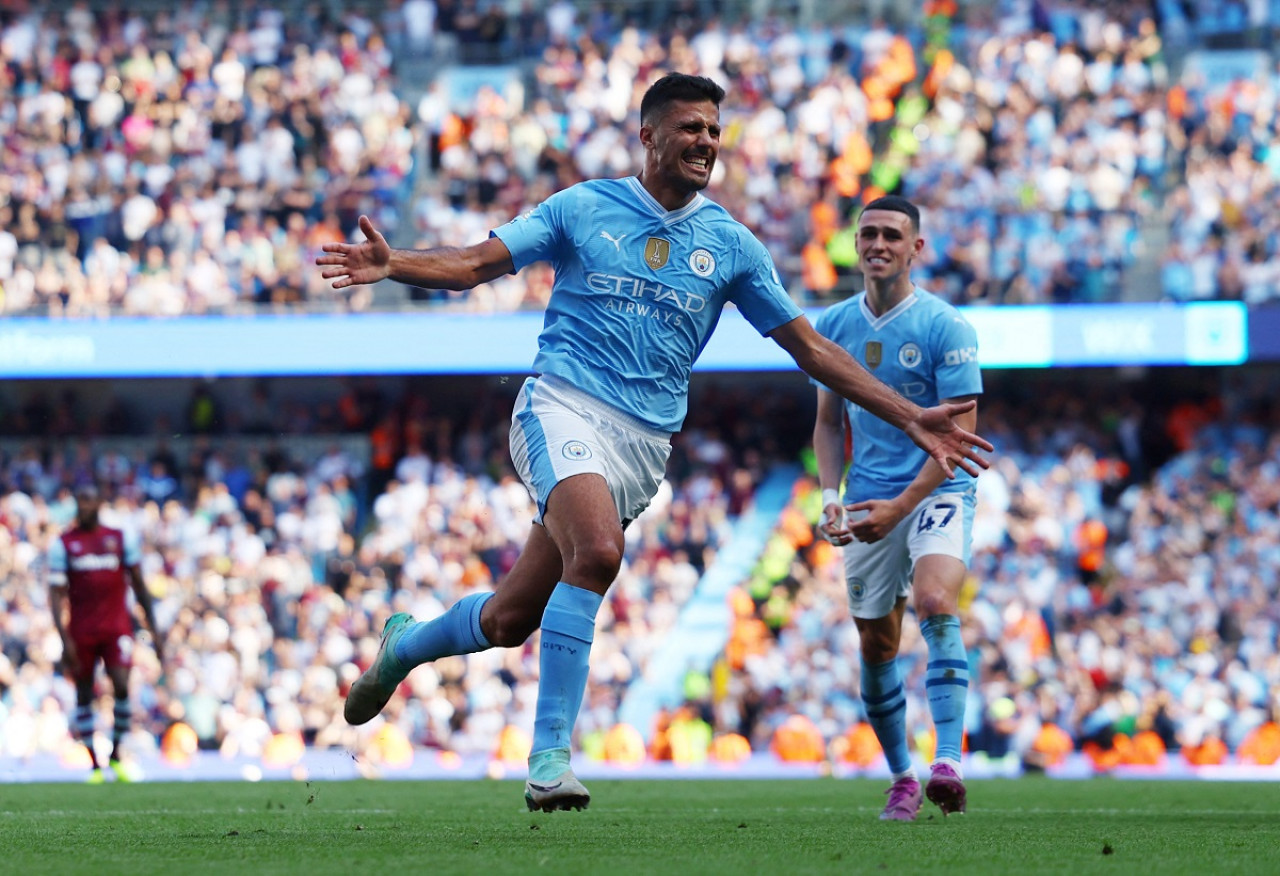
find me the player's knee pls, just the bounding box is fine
[857,624,899,663]
[854,613,900,662]
[483,603,540,648]
[860,636,898,664]
[914,590,958,619]
[564,539,623,588]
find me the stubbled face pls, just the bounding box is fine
[75,490,101,528]
[642,99,721,199]
[856,209,924,285]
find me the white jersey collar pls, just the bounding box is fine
[859,286,920,331]
[624,176,707,225]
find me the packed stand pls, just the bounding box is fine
[4,3,1266,316]
[0,3,414,316]
[892,1,1169,305]
[1156,49,1280,303]
[404,0,1268,308]
[4,372,1278,771]
[709,374,1280,770]
[0,378,803,767]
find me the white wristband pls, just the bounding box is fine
[822,488,841,509]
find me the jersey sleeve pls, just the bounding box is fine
[728,232,803,336]
[934,311,983,399]
[123,528,142,567]
[46,536,67,586]
[489,188,572,272]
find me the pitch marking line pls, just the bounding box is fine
[0,808,399,817]
[725,806,1274,817]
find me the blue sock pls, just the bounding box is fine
[920,614,969,765]
[393,592,493,665]
[861,657,912,776]
[531,582,602,760]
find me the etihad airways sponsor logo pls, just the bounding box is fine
[586,273,707,313]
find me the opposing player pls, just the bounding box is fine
[813,196,982,819]
[48,484,165,783]
[318,74,991,812]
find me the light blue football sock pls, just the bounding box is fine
[862,656,912,776]
[920,614,970,765]
[393,591,493,666]
[528,747,571,783]
[531,582,602,764]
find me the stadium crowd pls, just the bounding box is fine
[1,1,1278,315]
[713,376,1280,769]
[0,378,801,767]
[0,372,1277,772]
[0,1,415,316]
[1157,46,1280,304]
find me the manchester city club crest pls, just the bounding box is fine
[644,237,671,269]
[562,441,593,460]
[688,248,715,276]
[865,341,882,368]
[898,342,923,368]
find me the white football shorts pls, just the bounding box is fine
[509,375,672,526]
[842,492,974,619]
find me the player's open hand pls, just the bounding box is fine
[907,400,992,478]
[818,496,852,546]
[316,215,392,288]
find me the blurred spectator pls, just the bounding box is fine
[3,3,1273,315]
[0,2,414,316]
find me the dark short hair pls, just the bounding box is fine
[640,73,725,126]
[861,195,920,233]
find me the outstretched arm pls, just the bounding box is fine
[770,316,992,477]
[316,214,516,291]
[848,395,979,543]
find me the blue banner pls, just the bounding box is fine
[0,302,1248,378]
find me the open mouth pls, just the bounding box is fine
[684,155,711,173]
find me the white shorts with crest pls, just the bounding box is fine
[842,492,974,619]
[509,375,672,526]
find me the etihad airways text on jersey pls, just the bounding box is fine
[586,273,708,314]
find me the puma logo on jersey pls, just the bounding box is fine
[600,231,627,251]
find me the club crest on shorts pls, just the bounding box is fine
[562,441,592,460]
[849,577,866,600]
[644,237,670,269]
[898,342,922,368]
[689,248,715,276]
[865,341,882,368]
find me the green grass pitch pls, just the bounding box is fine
[3,777,1276,875]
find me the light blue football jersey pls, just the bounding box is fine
[492,177,802,432]
[813,288,983,502]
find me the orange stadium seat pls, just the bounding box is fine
[831,722,884,768]
[1238,723,1280,767]
[771,715,826,763]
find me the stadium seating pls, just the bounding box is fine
[1,2,1277,777]
[1,2,1275,315]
